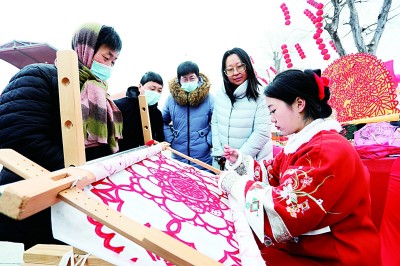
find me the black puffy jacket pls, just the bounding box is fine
[0,63,111,248]
[0,63,113,185]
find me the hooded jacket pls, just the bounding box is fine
[162,73,213,171]
[114,86,164,151]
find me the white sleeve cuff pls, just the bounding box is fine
[225,150,243,171]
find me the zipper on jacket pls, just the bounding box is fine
[227,106,233,147]
[186,93,191,165]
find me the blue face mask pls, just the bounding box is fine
[145,90,161,105]
[181,81,198,93]
[90,60,112,81]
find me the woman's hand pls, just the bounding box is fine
[223,144,238,164]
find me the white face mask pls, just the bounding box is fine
[90,60,113,81]
[181,81,198,93]
[145,90,161,105]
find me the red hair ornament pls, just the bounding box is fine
[314,73,330,100]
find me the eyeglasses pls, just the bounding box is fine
[224,64,246,76]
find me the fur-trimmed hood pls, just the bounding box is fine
[168,73,211,107]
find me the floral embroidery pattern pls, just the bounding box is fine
[275,165,332,218]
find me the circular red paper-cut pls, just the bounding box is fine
[323,53,399,123]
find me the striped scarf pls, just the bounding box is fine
[72,22,123,153]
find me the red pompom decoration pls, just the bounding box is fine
[323,54,331,60]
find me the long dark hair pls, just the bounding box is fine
[264,69,332,120]
[221,47,260,104]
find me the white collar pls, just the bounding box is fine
[233,80,248,97]
[284,119,342,154]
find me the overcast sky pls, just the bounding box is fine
[1,0,399,103]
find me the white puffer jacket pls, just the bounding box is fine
[211,80,273,161]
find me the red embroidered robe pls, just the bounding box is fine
[226,119,381,265]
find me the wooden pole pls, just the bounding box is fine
[57,50,86,167]
[340,113,400,125]
[163,144,221,174]
[138,94,153,144]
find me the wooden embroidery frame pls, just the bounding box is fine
[0,50,222,266]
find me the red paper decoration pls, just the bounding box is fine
[329,40,339,54]
[304,0,331,61]
[280,3,291,26]
[295,43,306,59]
[281,43,293,68]
[323,53,399,122]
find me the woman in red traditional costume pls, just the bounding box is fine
[217,69,381,265]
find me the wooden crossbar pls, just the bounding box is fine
[340,113,400,125]
[137,93,220,174]
[0,50,222,266]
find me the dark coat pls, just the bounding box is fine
[114,86,165,151]
[0,63,111,249]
